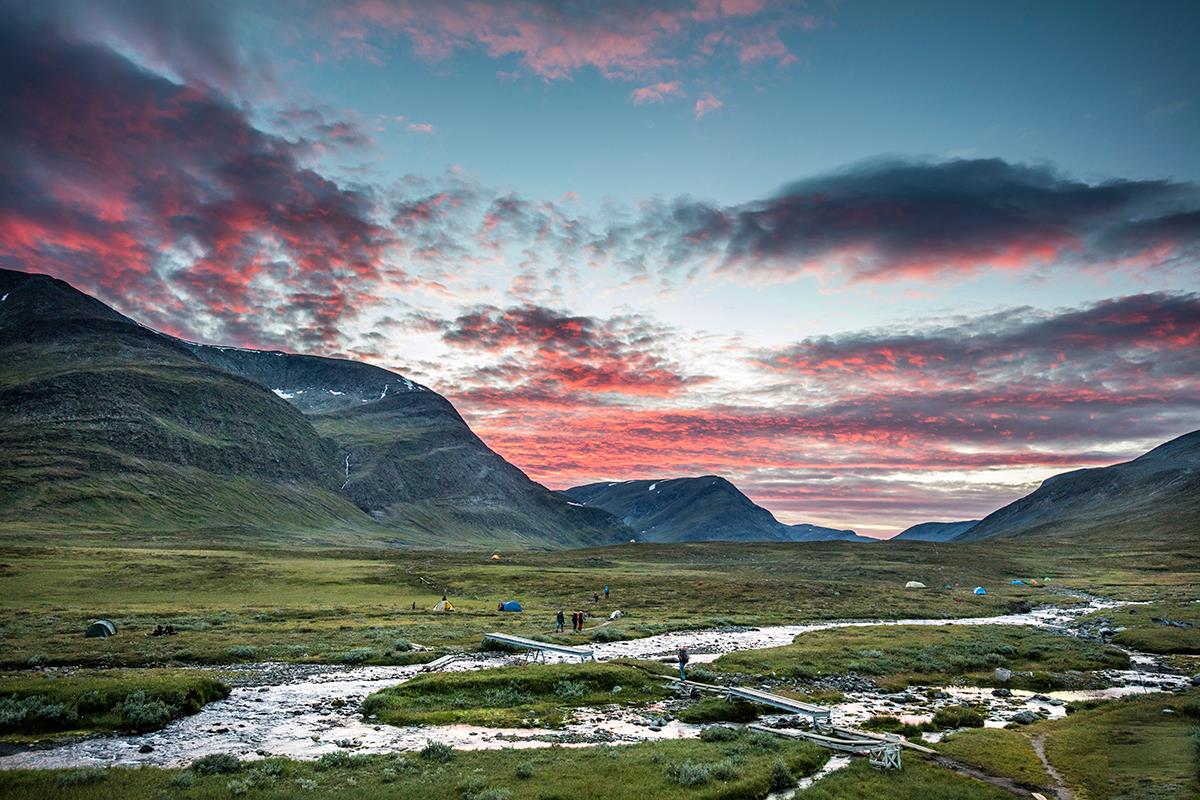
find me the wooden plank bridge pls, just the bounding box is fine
[482,632,595,661]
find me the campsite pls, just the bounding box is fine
[1,536,1197,800]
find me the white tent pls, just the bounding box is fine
[433,600,455,612]
[904,581,926,589]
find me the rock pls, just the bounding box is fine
[1031,694,1051,702]
[138,744,154,753]
[1048,699,1065,706]
[992,688,1012,698]
[994,668,1012,683]
[612,685,622,694]
[649,725,662,732]
[1011,711,1038,725]
[1190,674,1200,686]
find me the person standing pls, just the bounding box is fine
[604,585,610,599]
[677,647,690,681]
[556,610,565,632]
[593,591,600,604]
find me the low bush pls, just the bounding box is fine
[191,753,242,775]
[932,705,985,729]
[116,691,172,730]
[420,741,454,762]
[699,724,739,742]
[515,760,535,779]
[52,768,108,787]
[768,759,795,792]
[678,697,760,724]
[665,760,710,787]
[226,645,258,660]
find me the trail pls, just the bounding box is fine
[1031,733,1075,800]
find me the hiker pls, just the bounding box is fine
[497,602,504,611]
[677,647,690,681]
[604,585,610,599]
[593,591,600,604]
[165,625,175,636]
[572,611,582,632]
[556,610,565,632]
[411,601,417,611]
[442,592,448,601]
[151,625,164,637]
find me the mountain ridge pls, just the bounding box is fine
[563,476,873,543]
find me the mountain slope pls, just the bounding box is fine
[0,269,625,548]
[563,476,872,543]
[954,430,1200,542]
[892,520,980,542]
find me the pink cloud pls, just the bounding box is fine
[694,92,723,119]
[407,122,436,134]
[631,80,685,105]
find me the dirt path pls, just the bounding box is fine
[927,754,1039,798]
[1031,733,1075,800]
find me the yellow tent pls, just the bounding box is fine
[433,600,454,612]
[490,553,503,561]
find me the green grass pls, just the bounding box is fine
[361,661,670,727]
[710,624,1129,690]
[0,669,228,741]
[794,757,1015,799]
[1083,601,1200,655]
[677,697,762,724]
[0,732,829,800]
[1039,690,1200,800]
[934,727,1051,786]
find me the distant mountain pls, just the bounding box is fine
[892,520,979,542]
[953,431,1200,542]
[0,269,626,548]
[563,476,872,543]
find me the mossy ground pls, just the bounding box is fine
[361,661,670,727]
[1082,600,1200,655]
[710,624,1129,690]
[0,669,229,741]
[0,732,829,800]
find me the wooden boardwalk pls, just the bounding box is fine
[670,678,833,724]
[482,632,595,661]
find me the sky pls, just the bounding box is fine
[1,0,1198,537]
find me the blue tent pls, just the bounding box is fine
[974,587,988,595]
[499,601,523,612]
[1011,580,1024,585]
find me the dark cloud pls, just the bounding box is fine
[0,11,391,350]
[614,158,1200,283]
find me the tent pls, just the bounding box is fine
[904,581,927,589]
[85,619,117,638]
[973,587,988,595]
[490,553,503,561]
[499,601,523,612]
[1011,580,1025,585]
[433,600,455,612]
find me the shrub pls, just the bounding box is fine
[0,696,78,732]
[710,758,741,781]
[192,753,242,775]
[665,761,711,787]
[589,627,628,643]
[1178,700,1200,719]
[515,761,535,779]
[226,777,252,796]
[393,640,414,652]
[53,768,108,786]
[483,686,533,706]
[554,680,586,700]
[226,645,258,660]
[932,705,985,729]
[768,760,794,792]
[169,772,195,788]
[339,648,374,664]
[296,778,319,790]
[420,741,454,762]
[699,725,739,742]
[315,751,356,771]
[117,691,172,730]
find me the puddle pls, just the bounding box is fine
[1,595,1187,770]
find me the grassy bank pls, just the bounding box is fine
[361,661,669,727]
[0,669,229,741]
[794,757,1015,799]
[1082,600,1200,654]
[927,691,1200,800]
[710,624,1129,690]
[0,731,829,800]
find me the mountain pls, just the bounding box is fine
[0,269,625,548]
[953,430,1200,542]
[562,476,873,543]
[892,520,979,542]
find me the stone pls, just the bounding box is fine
[138,744,154,753]
[1031,694,1051,702]
[1190,674,1200,686]
[992,688,1012,698]
[994,668,1012,683]
[1011,711,1038,725]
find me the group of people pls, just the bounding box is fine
[554,585,612,633]
[556,610,589,632]
[149,624,177,637]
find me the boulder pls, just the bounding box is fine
[993,687,1012,698]
[994,668,1012,683]
[1011,711,1038,725]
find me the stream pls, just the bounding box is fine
[1,596,1191,771]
